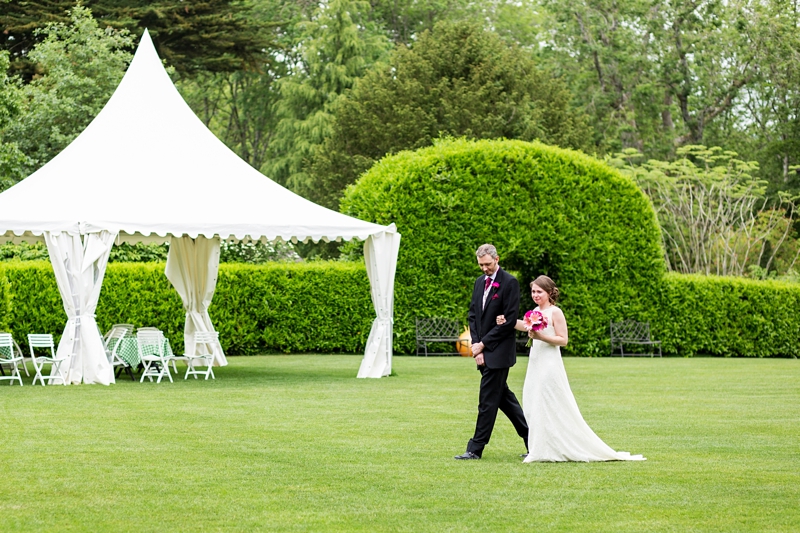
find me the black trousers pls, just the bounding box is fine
[466,365,528,457]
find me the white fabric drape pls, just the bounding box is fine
[358,229,401,378]
[44,230,116,385]
[165,235,226,366]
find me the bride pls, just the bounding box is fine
[498,275,645,462]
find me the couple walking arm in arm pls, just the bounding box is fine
[455,243,646,462]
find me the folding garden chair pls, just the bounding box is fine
[28,334,69,386]
[184,331,219,380]
[138,327,179,373]
[0,333,24,386]
[104,324,134,342]
[105,326,135,381]
[137,329,172,383]
[0,333,29,378]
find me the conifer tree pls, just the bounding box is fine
[262,0,389,191]
[0,0,274,78]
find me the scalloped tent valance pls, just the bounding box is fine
[0,31,399,382]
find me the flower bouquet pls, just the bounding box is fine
[523,310,548,347]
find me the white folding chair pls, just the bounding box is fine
[184,331,219,380]
[0,333,24,386]
[138,327,179,373]
[137,329,172,383]
[105,327,135,381]
[104,323,134,343]
[0,332,29,378]
[28,334,69,386]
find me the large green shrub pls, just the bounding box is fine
[0,260,373,355]
[341,138,666,355]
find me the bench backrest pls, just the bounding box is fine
[416,318,460,338]
[610,320,652,341]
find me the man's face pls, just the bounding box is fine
[477,254,499,276]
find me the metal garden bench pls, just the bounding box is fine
[415,317,462,356]
[610,320,662,357]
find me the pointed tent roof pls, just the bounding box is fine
[0,30,392,244]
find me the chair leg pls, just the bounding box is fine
[10,362,22,386]
[32,361,46,386]
[140,361,151,382]
[48,360,68,385]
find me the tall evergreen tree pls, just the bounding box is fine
[263,0,389,191]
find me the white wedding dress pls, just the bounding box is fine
[522,306,645,462]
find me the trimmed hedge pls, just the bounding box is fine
[0,262,799,357]
[0,260,374,355]
[651,273,800,357]
[341,138,666,355]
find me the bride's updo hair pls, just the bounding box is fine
[531,275,559,305]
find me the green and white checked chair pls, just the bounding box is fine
[137,329,172,384]
[105,326,135,381]
[0,333,24,386]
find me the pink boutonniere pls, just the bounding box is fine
[491,282,500,289]
[491,294,499,300]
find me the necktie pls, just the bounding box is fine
[483,276,492,307]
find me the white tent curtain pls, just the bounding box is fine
[358,230,401,378]
[44,230,116,385]
[165,235,226,366]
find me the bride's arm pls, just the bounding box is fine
[496,315,526,331]
[531,308,568,346]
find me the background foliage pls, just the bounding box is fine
[308,21,591,210]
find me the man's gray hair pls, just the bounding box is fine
[476,243,498,259]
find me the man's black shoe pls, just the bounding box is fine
[454,451,481,460]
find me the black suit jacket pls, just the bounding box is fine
[468,267,520,369]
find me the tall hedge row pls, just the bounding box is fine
[0,260,374,355]
[651,273,800,357]
[341,138,666,355]
[0,262,798,357]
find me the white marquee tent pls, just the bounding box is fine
[0,30,400,384]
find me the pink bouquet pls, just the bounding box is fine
[523,310,548,347]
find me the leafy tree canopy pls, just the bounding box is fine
[0,5,132,186]
[306,21,592,209]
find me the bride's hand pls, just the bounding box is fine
[496,315,506,325]
[529,329,542,340]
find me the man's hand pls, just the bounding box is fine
[475,353,485,366]
[471,341,484,356]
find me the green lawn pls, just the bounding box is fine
[1,355,798,532]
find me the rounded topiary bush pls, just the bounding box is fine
[341,138,665,355]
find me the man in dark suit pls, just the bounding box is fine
[455,244,529,460]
